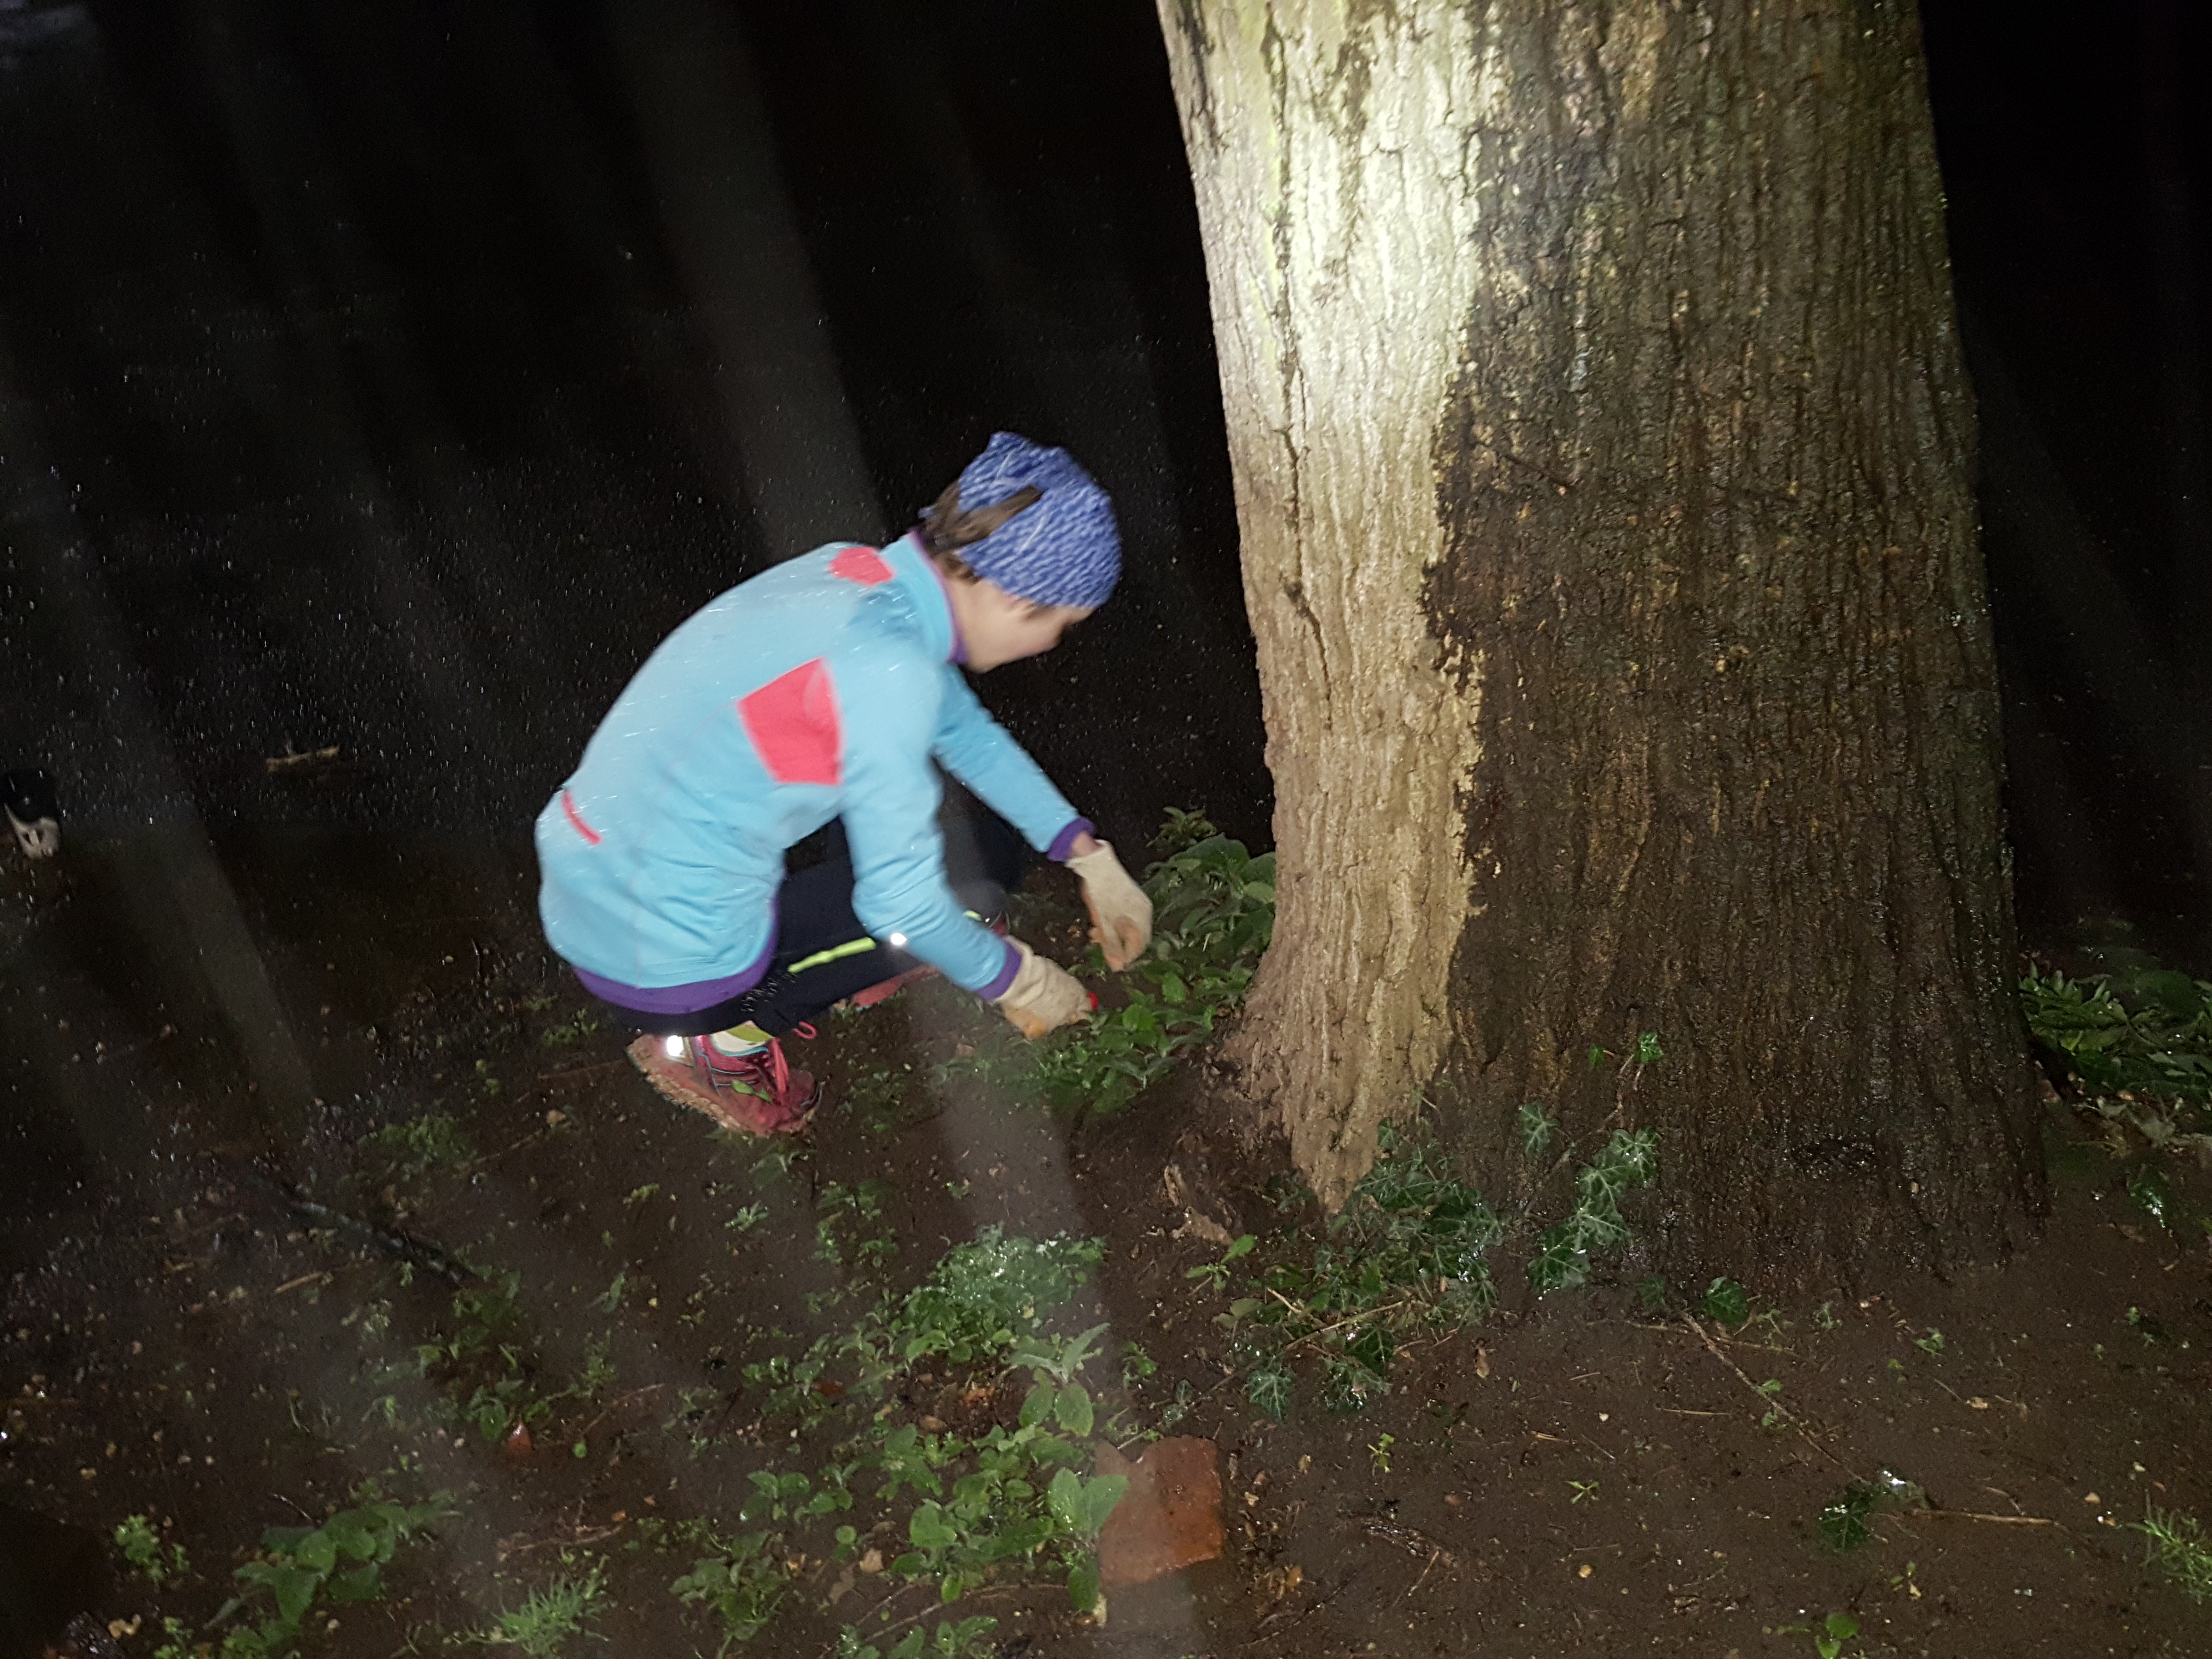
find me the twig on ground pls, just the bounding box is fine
[577,1384,665,1441]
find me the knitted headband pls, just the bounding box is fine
[922,432,1120,609]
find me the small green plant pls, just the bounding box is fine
[836,1616,999,1659]
[1700,1276,1751,1327]
[211,1495,452,1656]
[816,1180,898,1277]
[1567,1479,1597,1505]
[1525,1128,1660,1294]
[1516,1101,1555,1157]
[539,1010,601,1048]
[672,1530,786,1650]
[1184,1233,1256,1291]
[1912,1328,1945,1356]
[2133,1506,2212,1602]
[1812,1612,1861,1658]
[1368,1434,1395,1474]
[114,1514,189,1586]
[363,1113,472,1186]
[466,1562,607,1655]
[1816,1484,1878,1551]
[1227,1125,1502,1420]
[944,813,1274,1116]
[2022,962,2212,1104]
[726,1204,768,1233]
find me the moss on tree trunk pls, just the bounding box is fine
[1158,0,2043,1286]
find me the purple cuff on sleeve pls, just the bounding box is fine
[976,938,1023,1002]
[1047,817,1094,862]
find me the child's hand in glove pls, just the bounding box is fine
[992,938,1093,1039]
[1067,841,1152,971]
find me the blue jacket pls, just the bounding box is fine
[536,532,1084,998]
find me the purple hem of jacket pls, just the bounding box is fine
[1047,817,1093,862]
[572,904,780,1015]
[976,938,1024,1002]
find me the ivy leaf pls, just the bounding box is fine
[1701,1277,1750,1327]
[1345,1322,1394,1377]
[1244,1355,1293,1424]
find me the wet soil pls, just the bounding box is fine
[3,837,2210,1659]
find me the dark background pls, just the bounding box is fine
[1,0,2205,963]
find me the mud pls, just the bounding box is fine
[3,836,2208,1658]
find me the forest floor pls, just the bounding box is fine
[3,831,2210,1659]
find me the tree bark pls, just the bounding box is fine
[1157,0,2043,1285]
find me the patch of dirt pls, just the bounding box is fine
[3,835,2208,1658]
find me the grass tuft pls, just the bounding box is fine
[2134,1506,2212,1602]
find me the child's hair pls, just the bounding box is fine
[921,480,1041,567]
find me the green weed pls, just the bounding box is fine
[363,1113,472,1186]
[1814,1470,1922,1552]
[836,1616,998,1659]
[1700,1277,1751,1327]
[1525,1128,1659,1294]
[414,1271,550,1442]
[1221,1126,1501,1420]
[466,1562,607,1655]
[1184,1233,1255,1292]
[1816,1484,1879,1551]
[816,1181,898,1278]
[114,1513,189,1586]
[939,813,1274,1116]
[2133,1505,2212,1602]
[670,1529,787,1651]
[1772,1612,1861,1659]
[539,1010,602,1049]
[690,1226,1125,1647]
[2023,963,2212,1105]
[208,1493,452,1656]
[1190,1118,1657,1420]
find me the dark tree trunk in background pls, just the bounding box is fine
[1158,0,2044,1286]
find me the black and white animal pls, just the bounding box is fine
[2,768,58,859]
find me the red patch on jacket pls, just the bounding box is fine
[829,544,893,586]
[737,658,843,787]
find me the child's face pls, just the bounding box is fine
[954,579,1094,671]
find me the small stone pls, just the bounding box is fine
[1578,1564,1595,1579]
[2084,1492,2101,1505]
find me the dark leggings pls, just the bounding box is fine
[594,808,1029,1038]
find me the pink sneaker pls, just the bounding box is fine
[627,1034,817,1136]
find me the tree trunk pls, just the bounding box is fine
[1157,0,2044,1285]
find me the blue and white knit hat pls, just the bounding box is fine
[948,433,1120,609]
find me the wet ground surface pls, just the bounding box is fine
[3,837,2210,1658]
[3,2,2211,1655]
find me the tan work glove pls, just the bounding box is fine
[1067,840,1153,970]
[992,937,1093,1039]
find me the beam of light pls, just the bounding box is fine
[607,0,881,558]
